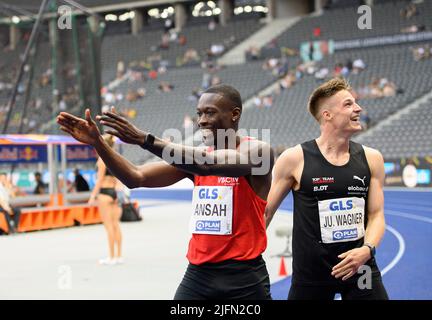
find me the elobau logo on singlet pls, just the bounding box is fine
[329,200,353,211]
[348,185,368,192]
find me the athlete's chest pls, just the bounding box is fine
[302,162,370,199]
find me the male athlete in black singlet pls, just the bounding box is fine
[265,78,388,300]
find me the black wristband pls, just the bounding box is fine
[141,133,155,150]
[363,242,376,257]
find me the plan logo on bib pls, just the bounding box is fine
[333,228,358,241]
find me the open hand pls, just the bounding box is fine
[331,246,371,281]
[96,106,147,146]
[57,109,101,146]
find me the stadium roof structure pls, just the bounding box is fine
[0,0,193,15]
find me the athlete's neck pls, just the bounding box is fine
[316,134,350,159]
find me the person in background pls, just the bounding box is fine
[88,134,123,265]
[69,168,90,192]
[33,172,47,194]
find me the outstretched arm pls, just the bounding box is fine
[98,108,272,177]
[57,109,190,188]
[265,146,301,228]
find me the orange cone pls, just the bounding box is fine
[278,257,288,276]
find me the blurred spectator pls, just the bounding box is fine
[34,172,47,194]
[400,3,417,19]
[59,98,67,111]
[360,109,371,130]
[313,26,321,37]
[382,81,397,97]
[352,58,366,73]
[209,44,225,57]
[160,32,170,49]
[401,24,425,34]
[148,70,158,80]
[315,67,329,80]
[117,60,125,78]
[211,75,221,86]
[263,95,273,108]
[68,169,90,192]
[208,19,216,31]
[188,87,202,103]
[178,34,187,46]
[169,29,178,42]
[253,96,263,108]
[412,45,431,61]
[202,72,212,89]
[164,18,174,32]
[183,48,200,65]
[158,81,174,93]
[0,172,19,197]
[0,180,21,234]
[280,72,296,90]
[246,46,260,60]
[0,173,21,234]
[126,89,139,102]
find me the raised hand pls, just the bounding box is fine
[96,106,147,146]
[57,109,101,146]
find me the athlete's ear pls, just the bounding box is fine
[231,107,241,123]
[321,108,332,121]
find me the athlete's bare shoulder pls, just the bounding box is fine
[278,144,303,165]
[362,145,384,162]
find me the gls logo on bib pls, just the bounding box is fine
[198,188,221,200]
[329,200,353,211]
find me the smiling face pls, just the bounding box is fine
[320,90,363,133]
[196,92,240,146]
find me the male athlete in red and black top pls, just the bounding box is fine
[57,84,274,300]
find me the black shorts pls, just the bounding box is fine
[99,188,117,201]
[288,275,389,300]
[174,255,272,300]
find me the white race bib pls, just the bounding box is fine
[318,197,365,243]
[189,186,233,235]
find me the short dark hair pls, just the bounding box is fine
[308,77,351,122]
[203,84,242,110]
